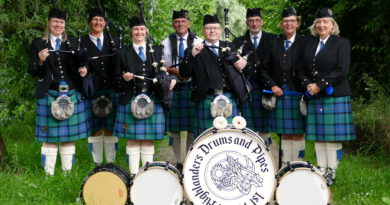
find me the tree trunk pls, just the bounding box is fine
[0,133,6,165]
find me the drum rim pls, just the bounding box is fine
[80,164,131,204]
[130,161,184,204]
[183,128,276,204]
[275,164,331,204]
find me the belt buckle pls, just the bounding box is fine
[59,84,69,92]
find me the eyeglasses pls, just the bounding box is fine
[247,19,262,24]
[204,26,221,31]
[282,19,297,24]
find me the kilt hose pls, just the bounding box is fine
[114,95,167,140]
[36,89,88,143]
[269,95,305,134]
[167,81,194,132]
[85,90,118,134]
[194,92,239,137]
[306,96,356,141]
[241,90,271,132]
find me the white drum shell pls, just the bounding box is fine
[276,163,331,205]
[130,163,183,205]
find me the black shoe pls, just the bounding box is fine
[176,163,183,173]
[324,168,336,185]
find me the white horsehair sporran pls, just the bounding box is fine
[261,94,276,111]
[92,95,113,118]
[211,94,233,118]
[299,96,307,116]
[183,127,276,205]
[131,93,154,119]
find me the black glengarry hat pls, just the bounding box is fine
[316,7,334,18]
[48,8,68,21]
[246,8,262,18]
[88,8,106,22]
[130,16,146,28]
[282,8,297,18]
[172,9,189,20]
[203,14,219,26]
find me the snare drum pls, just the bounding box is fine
[130,161,184,205]
[275,161,331,205]
[183,127,276,205]
[81,164,131,205]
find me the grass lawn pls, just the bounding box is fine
[0,134,389,204]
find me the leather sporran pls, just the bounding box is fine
[300,96,307,116]
[131,94,154,119]
[261,95,276,111]
[210,95,233,118]
[51,95,74,120]
[92,96,113,118]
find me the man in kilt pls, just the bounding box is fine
[180,14,247,136]
[233,8,277,145]
[261,8,309,164]
[113,17,176,175]
[28,8,88,175]
[161,9,202,168]
[79,8,120,165]
[298,8,356,184]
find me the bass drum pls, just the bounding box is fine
[130,161,184,205]
[275,161,331,205]
[81,163,131,205]
[183,127,276,205]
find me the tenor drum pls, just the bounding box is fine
[130,161,184,205]
[183,127,276,205]
[81,164,131,205]
[275,161,331,205]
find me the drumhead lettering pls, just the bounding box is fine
[184,129,275,205]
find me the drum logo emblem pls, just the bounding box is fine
[210,154,263,196]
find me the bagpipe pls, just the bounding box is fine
[205,8,252,113]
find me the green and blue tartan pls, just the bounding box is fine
[167,81,194,132]
[85,90,118,134]
[36,90,88,143]
[194,92,239,137]
[306,96,356,141]
[114,95,167,140]
[269,95,305,134]
[241,90,270,132]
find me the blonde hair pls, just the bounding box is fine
[278,15,302,29]
[309,17,340,36]
[42,21,68,42]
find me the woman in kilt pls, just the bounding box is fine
[113,17,175,175]
[28,8,88,175]
[80,8,119,165]
[298,7,356,184]
[261,8,309,165]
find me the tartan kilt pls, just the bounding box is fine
[167,81,194,132]
[36,90,88,143]
[194,92,239,137]
[306,96,356,141]
[85,90,118,134]
[114,95,167,140]
[269,95,305,134]
[241,90,270,132]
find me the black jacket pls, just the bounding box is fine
[80,33,119,91]
[180,40,236,102]
[115,44,163,105]
[233,30,277,90]
[261,33,309,92]
[28,36,80,98]
[297,35,352,96]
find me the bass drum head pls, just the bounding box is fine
[130,162,183,205]
[183,128,276,205]
[276,161,330,205]
[81,164,131,205]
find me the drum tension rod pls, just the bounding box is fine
[144,161,151,171]
[287,161,294,172]
[164,161,169,171]
[308,161,316,172]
